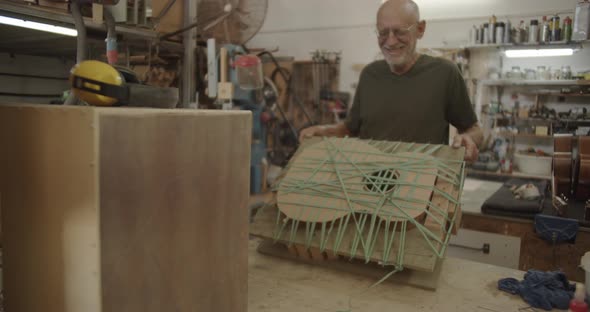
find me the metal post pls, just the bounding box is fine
[181,0,197,108]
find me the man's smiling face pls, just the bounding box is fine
[376,0,424,68]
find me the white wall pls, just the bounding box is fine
[259,0,580,31]
[249,0,583,95]
[0,53,73,104]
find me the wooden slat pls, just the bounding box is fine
[257,239,443,290]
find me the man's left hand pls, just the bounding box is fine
[452,134,479,162]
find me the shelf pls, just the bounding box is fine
[512,118,590,125]
[463,40,589,50]
[481,79,590,87]
[425,40,590,51]
[553,119,590,124]
[520,92,590,97]
[467,168,551,180]
[487,116,552,124]
[497,132,553,139]
[0,1,182,50]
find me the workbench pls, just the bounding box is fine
[247,238,556,312]
[250,176,590,285]
[458,178,590,282]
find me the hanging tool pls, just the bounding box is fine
[216,46,234,110]
[257,51,315,129]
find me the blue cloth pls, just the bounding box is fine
[498,270,575,310]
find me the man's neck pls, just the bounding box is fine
[390,53,420,75]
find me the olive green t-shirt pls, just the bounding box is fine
[345,55,477,144]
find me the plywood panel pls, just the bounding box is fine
[98,109,251,312]
[0,104,101,312]
[251,139,464,273]
[0,104,251,312]
[277,140,436,223]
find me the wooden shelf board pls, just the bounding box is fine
[426,40,590,50]
[497,132,554,139]
[481,79,590,87]
[464,40,589,49]
[0,1,182,51]
[524,93,590,97]
[467,168,551,180]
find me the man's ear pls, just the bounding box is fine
[416,20,426,39]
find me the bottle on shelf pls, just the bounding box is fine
[529,19,539,43]
[505,20,512,43]
[479,25,485,44]
[520,20,528,43]
[496,22,505,44]
[501,141,514,174]
[551,15,561,41]
[483,23,490,44]
[471,25,479,44]
[490,15,497,43]
[564,16,573,42]
[541,16,551,42]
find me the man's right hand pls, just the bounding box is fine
[298,125,325,142]
[298,123,351,143]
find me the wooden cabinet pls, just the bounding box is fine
[462,213,590,282]
[448,229,521,269]
[0,105,251,312]
[520,230,590,279]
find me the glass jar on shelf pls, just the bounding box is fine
[525,69,537,80]
[507,66,524,80]
[561,66,572,80]
[552,68,562,80]
[537,66,551,80]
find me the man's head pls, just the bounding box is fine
[377,0,426,68]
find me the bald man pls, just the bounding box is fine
[299,0,483,162]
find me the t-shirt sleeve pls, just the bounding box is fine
[344,73,363,136]
[445,64,478,132]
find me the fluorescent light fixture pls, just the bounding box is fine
[0,15,77,37]
[504,48,575,58]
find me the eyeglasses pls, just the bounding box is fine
[376,23,417,40]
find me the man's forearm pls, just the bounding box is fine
[318,122,352,137]
[460,124,483,148]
